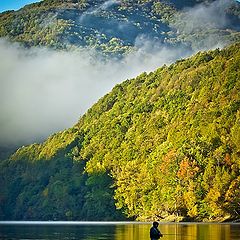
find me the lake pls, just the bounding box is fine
[0,221,240,240]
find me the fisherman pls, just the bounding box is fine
[150,221,163,240]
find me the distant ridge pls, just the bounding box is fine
[0,0,240,56]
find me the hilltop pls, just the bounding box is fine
[0,0,240,56]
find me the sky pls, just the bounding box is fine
[0,0,42,13]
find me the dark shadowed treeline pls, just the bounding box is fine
[0,131,125,220]
[1,42,240,221]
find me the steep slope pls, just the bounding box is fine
[1,42,240,221]
[0,0,240,56]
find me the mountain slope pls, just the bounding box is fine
[0,0,240,56]
[1,42,240,221]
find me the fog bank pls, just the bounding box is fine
[0,39,189,145]
[0,0,236,146]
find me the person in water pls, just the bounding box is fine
[150,221,163,240]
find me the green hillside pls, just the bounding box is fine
[0,0,240,56]
[1,42,240,221]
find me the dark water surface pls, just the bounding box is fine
[0,221,240,240]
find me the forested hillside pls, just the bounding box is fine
[0,0,240,56]
[1,42,240,221]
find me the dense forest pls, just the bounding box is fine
[0,42,240,221]
[0,0,240,56]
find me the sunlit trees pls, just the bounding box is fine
[1,42,240,221]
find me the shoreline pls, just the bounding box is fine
[0,220,240,225]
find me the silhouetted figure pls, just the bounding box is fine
[150,221,163,239]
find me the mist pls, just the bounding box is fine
[79,0,120,23]
[173,0,232,33]
[0,0,236,146]
[0,39,189,146]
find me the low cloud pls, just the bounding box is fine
[79,0,120,23]
[0,0,236,146]
[172,0,232,33]
[0,38,190,146]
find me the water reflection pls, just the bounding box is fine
[114,223,240,240]
[0,222,239,240]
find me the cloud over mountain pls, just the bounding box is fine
[0,0,239,146]
[0,39,189,146]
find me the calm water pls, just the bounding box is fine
[0,222,240,240]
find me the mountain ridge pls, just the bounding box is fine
[1,42,240,221]
[0,0,240,56]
